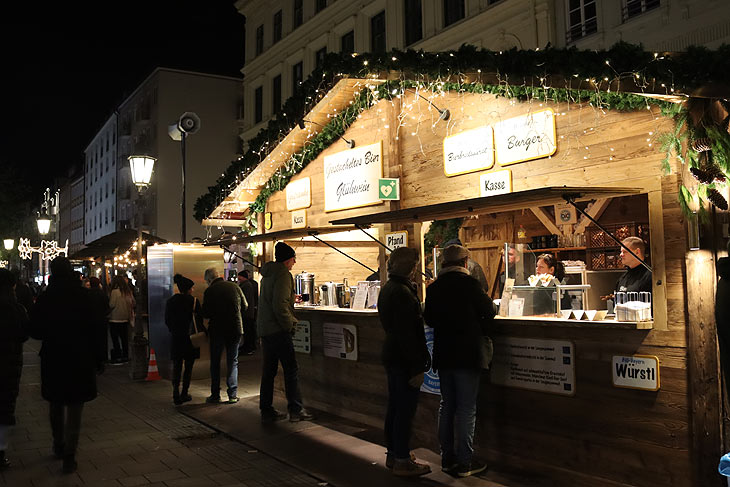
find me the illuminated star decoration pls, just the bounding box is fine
[17,238,69,260]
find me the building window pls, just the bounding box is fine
[443,0,465,27]
[315,0,327,13]
[404,0,423,46]
[622,0,660,22]
[292,61,303,94]
[566,0,597,43]
[371,11,386,53]
[256,25,264,56]
[273,75,282,114]
[341,30,355,54]
[254,86,263,124]
[112,178,115,193]
[315,47,327,69]
[273,10,282,43]
[293,0,303,28]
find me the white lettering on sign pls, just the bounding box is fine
[612,355,660,391]
[291,209,306,229]
[490,336,575,396]
[443,125,494,176]
[286,177,311,211]
[479,169,512,197]
[495,109,557,166]
[324,142,383,212]
[385,231,408,253]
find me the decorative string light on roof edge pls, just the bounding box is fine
[405,88,450,121]
[297,119,355,148]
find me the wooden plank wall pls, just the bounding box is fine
[262,91,711,486]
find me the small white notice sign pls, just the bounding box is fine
[479,169,512,197]
[292,320,311,354]
[612,355,660,391]
[286,177,311,211]
[490,337,575,396]
[385,231,408,253]
[495,109,557,166]
[323,322,358,361]
[443,125,495,176]
[351,281,369,310]
[291,209,306,229]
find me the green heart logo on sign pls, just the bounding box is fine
[378,178,399,200]
[381,185,392,197]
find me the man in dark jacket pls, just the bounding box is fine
[238,270,259,355]
[202,267,247,404]
[716,242,730,400]
[424,244,495,478]
[29,257,107,474]
[257,242,313,423]
[378,248,431,477]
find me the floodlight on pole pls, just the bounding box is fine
[297,119,355,148]
[128,155,157,190]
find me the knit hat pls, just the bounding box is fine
[442,244,469,265]
[387,247,419,277]
[174,273,194,293]
[275,242,296,262]
[444,238,463,247]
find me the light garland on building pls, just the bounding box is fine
[18,238,69,261]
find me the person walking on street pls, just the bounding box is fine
[258,242,313,423]
[201,268,247,404]
[424,244,495,478]
[378,248,432,477]
[11,270,34,313]
[0,269,29,470]
[108,275,135,363]
[28,257,107,474]
[166,274,203,405]
[238,270,259,355]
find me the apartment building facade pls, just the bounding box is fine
[235,0,730,144]
[116,68,244,242]
[83,114,118,244]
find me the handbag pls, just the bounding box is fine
[479,335,494,369]
[189,298,207,349]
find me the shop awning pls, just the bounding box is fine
[204,226,362,246]
[68,230,167,260]
[329,186,642,226]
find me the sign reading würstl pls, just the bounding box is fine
[495,109,557,166]
[323,141,383,212]
[286,177,311,211]
[443,125,495,176]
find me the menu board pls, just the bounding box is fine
[292,320,311,354]
[490,336,575,396]
[323,141,383,212]
[494,109,557,166]
[323,322,358,361]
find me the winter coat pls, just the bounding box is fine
[201,278,246,339]
[29,277,107,403]
[0,297,29,425]
[257,261,297,337]
[109,287,135,323]
[378,274,430,378]
[424,266,496,371]
[165,293,203,360]
[239,279,258,321]
[467,259,489,293]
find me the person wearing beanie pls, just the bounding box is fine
[257,242,313,423]
[201,267,247,404]
[378,247,432,477]
[443,238,489,292]
[166,274,203,405]
[424,245,495,478]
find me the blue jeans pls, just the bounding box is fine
[259,331,303,415]
[209,333,242,398]
[384,367,420,459]
[438,368,481,465]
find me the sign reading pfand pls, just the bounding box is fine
[323,141,383,212]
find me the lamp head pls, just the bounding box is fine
[344,138,355,149]
[37,210,51,236]
[128,155,156,189]
[439,109,450,121]
[3,239,14,250]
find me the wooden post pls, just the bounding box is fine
[685,250,723,487]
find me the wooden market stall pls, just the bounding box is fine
[203,71,726,486]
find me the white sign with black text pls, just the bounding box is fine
[385,231,408,253]
[479,169,512,197]
[323,322,358,361]
[495,109,557,166]
[291,209,306,229]
[490,336,575,396]
[286,177,311,211]
[443,125,495,176]
[612,355,660,391]
[292,320,311,354]
[323,141,383,212]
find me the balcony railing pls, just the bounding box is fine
[622,0,660,22]
[565,17,598,44]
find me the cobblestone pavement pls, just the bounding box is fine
[0,340,324,487]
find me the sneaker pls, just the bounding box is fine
[455,459,487,478]
[261,409,287,423]
[392,458,431,477]
[288,409,314,422]
[173,397,183,406]
[227,396,239,404]
[62,455,77,474]
[205,395,221,404]
[386,451,416,469]
[441,459,458,474]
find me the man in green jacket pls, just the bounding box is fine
[257,242,313,423]
[202,268,247,404]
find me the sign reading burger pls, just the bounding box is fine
[323,141,383,212]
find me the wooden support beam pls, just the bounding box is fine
[575,198,611,234]
[530,207,563,236]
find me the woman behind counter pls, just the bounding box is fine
[531,254,572,315]
[165,274,203,405]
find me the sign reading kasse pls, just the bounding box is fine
[495,109,557,166]
[443,125,494,176]
[324,141,383,212]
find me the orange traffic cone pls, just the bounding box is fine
[146,348,161,381]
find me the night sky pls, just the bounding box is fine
[0,0,245,200]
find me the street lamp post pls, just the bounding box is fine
[129,155,156,273]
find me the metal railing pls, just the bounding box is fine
[622,0,660,22]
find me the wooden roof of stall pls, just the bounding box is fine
[204,225,361,246]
